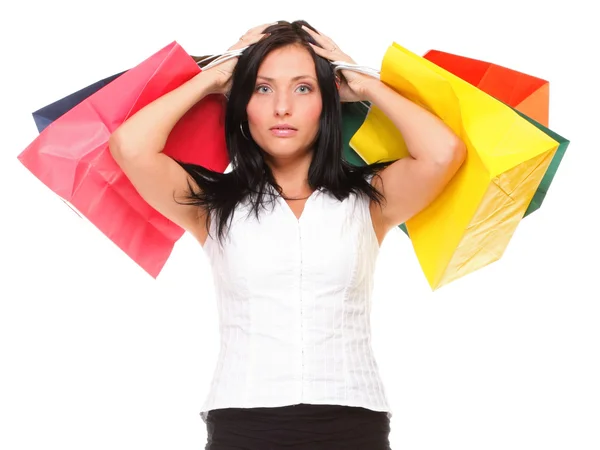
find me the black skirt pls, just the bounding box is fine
[204,403,391,450]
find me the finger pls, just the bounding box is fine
[230,32,268,51]
[255,33,270,43]
[302,25,334,46]
[308,42,333,60]
[250,21,279,33]
[302,25,327,44]
[238,32,269,46]
[301,24,324,38]
[305,29,338,54]
[240,22,276,43]
[238,22,275,43]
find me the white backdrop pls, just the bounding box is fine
[1,0,598,449]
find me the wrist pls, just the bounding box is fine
[360,78,385,103]
[193,70,221,96]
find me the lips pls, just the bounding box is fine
[270,124,298,137]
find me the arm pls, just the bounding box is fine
[109,71,216,243]
[362,79,466,236]
[109,23,272,245]
[300,26,466,238]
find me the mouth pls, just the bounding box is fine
[270,124,298,137]
[270,124,298,131]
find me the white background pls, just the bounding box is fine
[1,0,598,449]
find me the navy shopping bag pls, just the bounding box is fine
[32,71,125,132]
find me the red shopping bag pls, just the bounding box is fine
[18,41,229,277]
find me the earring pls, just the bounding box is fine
[240,122,250,140]
[335,74,341,90]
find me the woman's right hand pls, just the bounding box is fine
[203,22,275,95]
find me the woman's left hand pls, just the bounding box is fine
[302,25,376,103]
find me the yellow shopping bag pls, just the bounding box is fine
[350,42,560,290]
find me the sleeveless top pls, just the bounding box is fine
[199,181,392,423]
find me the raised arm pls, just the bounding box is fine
[302,25,466,242]
[109,23,272,245]
[361,79,466,237]
[109,71,217,244]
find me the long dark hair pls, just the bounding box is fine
[177,20,392,242]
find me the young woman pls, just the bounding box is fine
[109,20,465,450]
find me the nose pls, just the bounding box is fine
[274,90,292,117]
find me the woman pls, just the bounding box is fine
[109,20,465,450]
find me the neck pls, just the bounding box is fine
[265,151,314,198]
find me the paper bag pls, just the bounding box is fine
[341,101,369,166]
[18,41,229,278]
[32,72,125,133]
[423,49,569,217]
[349,42,561,290]
[423,49,549,126]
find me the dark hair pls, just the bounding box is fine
[177,20,393,243]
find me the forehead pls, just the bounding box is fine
[257,44,317,80]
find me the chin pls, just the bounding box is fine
[263,149,304,161]
[258,139,310,159]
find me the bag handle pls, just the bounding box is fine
[331,61,380,79]
[194,47,250,71]
[331,61,379,111]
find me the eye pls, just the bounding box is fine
[255,85,272,93]
[296,84,312,94]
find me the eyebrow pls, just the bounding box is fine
[256,75,317,82]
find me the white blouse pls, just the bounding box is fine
[199,181,392,423]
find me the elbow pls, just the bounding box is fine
[108,130,140,163]
[108,129,164,161]
[437,135,466,172]
[450,136,467,167]
[108,131,124,161]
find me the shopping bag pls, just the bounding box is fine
[422,49,569,218]
[423,50,549,126]
[349,42,561,290]
[18,41,229,278]
[32,71,125,133]
[341,101,369,166]
[30,54,214,133]
[510,108,570,217]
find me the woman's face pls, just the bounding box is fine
[246,44,323,164]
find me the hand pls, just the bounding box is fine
[302,25,377,102]
[202,22,274,95]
